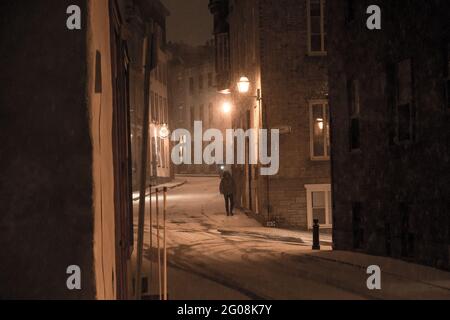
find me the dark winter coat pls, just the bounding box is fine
[220,172,236,196]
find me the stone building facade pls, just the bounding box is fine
[328,0,450,270]
[128,0,172,190]
[210,0,331,229]
[168,42,232,175]
[0,0,134,299]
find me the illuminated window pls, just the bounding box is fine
[159,95,163,123]
[309,100,330,160]
[179,135,187,162]
[307,0,327,56]
[306,184,332,229]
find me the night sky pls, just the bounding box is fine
[161,0,213,46]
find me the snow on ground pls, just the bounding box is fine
[132,176,450,300]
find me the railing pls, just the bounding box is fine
[136,186,169,300]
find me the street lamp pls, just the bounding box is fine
[237,75,262,101]
[222,101,232,114]
[237,76,250,94]
[159,124,170,139]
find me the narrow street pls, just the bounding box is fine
[134,177,450,300]
[157,176,352,300]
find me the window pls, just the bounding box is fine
[307,0,327,55]
[151,92,156,121]
[309,100,330,160]
[190,106,195,130]
[159,95,163,123]
[348,79,361,150]
[179,135,187,162]
[157,137,162,168]
[199,104,204,121]
[150,91,156,121]
[189,77,194,94]
[208,103,214,127]
[199,75,204,90]
[305,184,332,229]
[216,33,230,73]
[165,99,168,124]
[178,105,184,123]
[395,59,414,143]
[208,73,213,87]
[158,65,162,82]
[163,63,167,85]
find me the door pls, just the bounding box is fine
[110,1,133,300]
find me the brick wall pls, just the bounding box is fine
[227,0,331,229]
[259,0,330,229]
[328,0,450,270]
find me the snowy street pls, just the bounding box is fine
[134,177,450,300]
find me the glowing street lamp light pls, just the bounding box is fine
[222,102,232,114]
[317,118,324,131]
[237,76,251,93]
[159,124,170,139]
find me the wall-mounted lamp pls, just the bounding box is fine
[237,76,262,101]
[237,76,250,94]
[159,124,170,139]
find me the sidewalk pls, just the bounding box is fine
[215,210,450,299]
[132,179,187,201]
[176,173,220,178]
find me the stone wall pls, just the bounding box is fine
[0,0,96,299]
[328,0,450,270]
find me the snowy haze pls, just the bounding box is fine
[161,0,213,46]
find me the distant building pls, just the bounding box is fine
[168,42,232,175]
[127,0,172,189]
[209,0,331,229]
[328,0,450,270]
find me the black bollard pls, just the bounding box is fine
[312,219,321,250]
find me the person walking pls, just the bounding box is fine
[219,171,236,216]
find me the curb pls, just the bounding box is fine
[132,180,187,201]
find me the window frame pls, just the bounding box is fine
[309,99,330,161]
[307,0,327,56]
[305,184,332,229]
